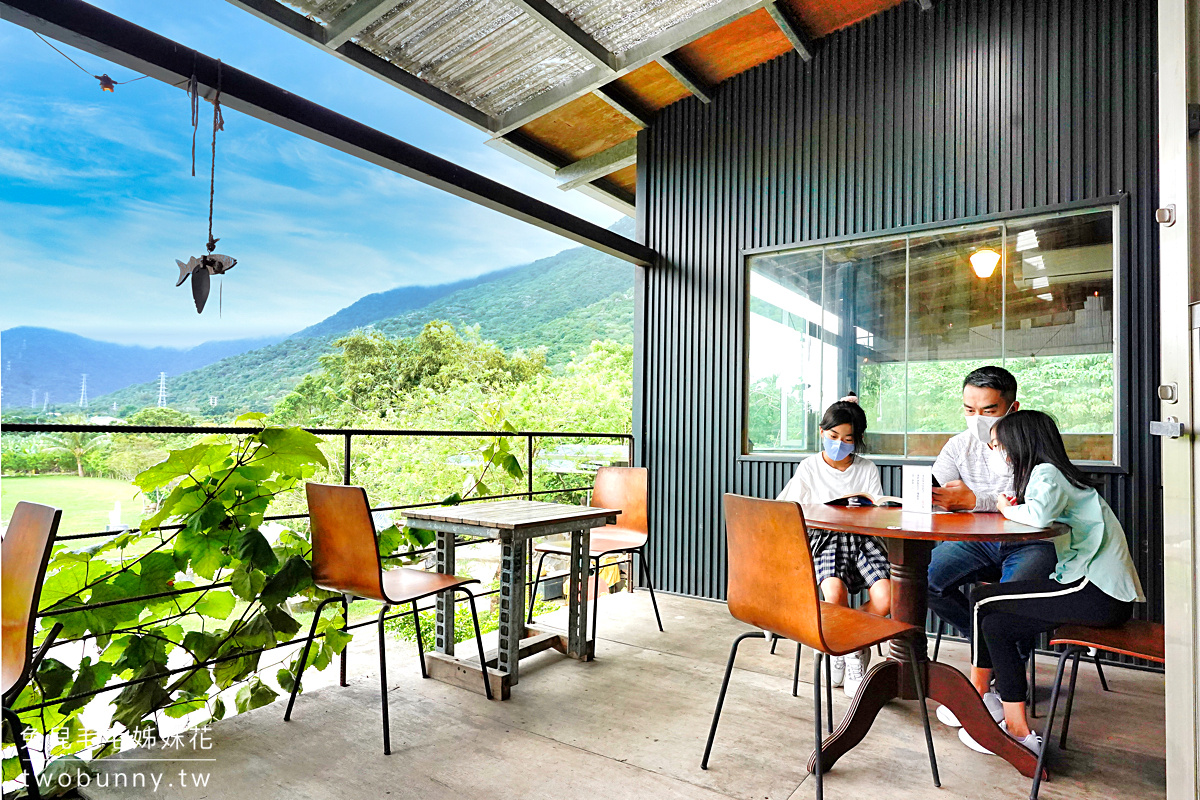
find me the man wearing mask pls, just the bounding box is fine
[927,366,1059,730]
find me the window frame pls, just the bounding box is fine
[737,196,1128,472]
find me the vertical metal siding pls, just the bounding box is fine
[639,0,1162,632]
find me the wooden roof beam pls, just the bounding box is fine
[657,53,712,104]
[764,1,814,62]
[508,0,617,72]
[555,139,638,191]
[325,0,395,49]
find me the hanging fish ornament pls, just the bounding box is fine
[176,236,236,314]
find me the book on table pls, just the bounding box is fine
[824,493,902,508]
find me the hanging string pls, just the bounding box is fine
[188,58,199,177]
[34,32,148,88]
[207,60,224,254]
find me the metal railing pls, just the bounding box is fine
[1,423,634,715]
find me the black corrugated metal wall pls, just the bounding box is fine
[636,0,1162,624]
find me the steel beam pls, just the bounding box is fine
[555,139,638,191]
[325,0,396,49]
[485,135,635,216]
[508,0,616,72]
[764,1,814,62]
[224,0,493,131]
[594,85,651,129]
[1,0,653,266]
[494,0,767,134]
[657,54,712,104]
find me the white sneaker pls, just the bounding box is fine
[935,704,962,728]
[959,722,1043,756]
[814,651,846,687]
[935,691,1004,728]
[843,649,869,697]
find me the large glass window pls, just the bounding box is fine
[744,206,1118,463]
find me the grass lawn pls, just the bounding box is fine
[1,474,144,534]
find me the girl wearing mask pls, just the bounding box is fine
[776,397,891,696]
[960,410,1145,756]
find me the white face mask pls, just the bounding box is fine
[966,412,1004,444]
[986,446,1013,479]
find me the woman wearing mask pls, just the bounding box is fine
[776,396,891,696]
[959,410,1145,755]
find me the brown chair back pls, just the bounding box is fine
[591,466,647,535]
[305,483,386,602]
[3,501,62,699]
[722,494,827,651]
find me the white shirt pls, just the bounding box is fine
[932,430,1014,512]
[777,453,884,504]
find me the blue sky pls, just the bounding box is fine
[0,0,621,347]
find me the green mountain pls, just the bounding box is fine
[97,236,636,415]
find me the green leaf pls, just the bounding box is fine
[182,631,221,662]
[276,667,297,694]
[211,697,226,721]
[234,677,278,713]
[35,658,75,699]
[37,755,93,793]
[195,590,236,620]
[213,651,259,689]
[39,562,89,612]
[230,565,266,601]
[265,606,301,640]
[133,442,219,493]
[235,412,267,423]
[234,528,279,572]
[3,756,22,782]
[111,662,169,730]
[111,635,168,677]
[259,556,312,608]
[403,526,436,548]
[233,613,276,649]
[58,657,111,716]
[322,625,353,656]
[501,453,524,478]
[257,427,329,469]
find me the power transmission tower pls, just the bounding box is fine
[78,374,89,410]
[158,372,167,408]
[31,388,37,408]
[42,393,49,412]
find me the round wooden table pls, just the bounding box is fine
[798,505,1068,780]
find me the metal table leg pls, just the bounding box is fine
[435,530,455,656]
[498,533,527,684]
[567,527,592,660]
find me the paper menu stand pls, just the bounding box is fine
[902,465,934,514]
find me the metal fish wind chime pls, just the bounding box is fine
[176,61,237,314]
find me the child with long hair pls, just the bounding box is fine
[776,396,891,696]
[960,409,1144,755]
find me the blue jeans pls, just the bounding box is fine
[927,539,1059,647]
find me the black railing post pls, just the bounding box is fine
[343,433,352,485]
[525,434,534,500]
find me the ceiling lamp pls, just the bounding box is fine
[970,248,1001,279]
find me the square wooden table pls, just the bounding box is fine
[402,499,619,700]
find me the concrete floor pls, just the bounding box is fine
[80,592,1165,800]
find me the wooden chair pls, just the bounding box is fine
[527,466,663,641]
[702,495,939,800]
[1029,619,1164,800]
[285,483,492,755]
[3,501,64,799]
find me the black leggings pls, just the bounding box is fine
[970,577,1132,703]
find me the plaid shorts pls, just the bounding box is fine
[808,529,891,594]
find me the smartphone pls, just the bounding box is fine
[932,474,942,489]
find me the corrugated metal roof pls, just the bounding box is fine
[279,0,721,116]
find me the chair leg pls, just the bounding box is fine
[813,651,824,800]
[591,555,601,644]
[824,648,834,734]
[340,595,351,687]
[527,551,549,624]
[770,633,780,655]
[932,618,944,662]
[3,707,41,800]
[411,601,428,679]
[638,547,665,632]
[1058,649,1083,749]
[460,589,494,700]
[1030,647,1077,800]
[284,595,338,721]
[701,631,764,769]
[1094,651,1111,692]
[792,642,802,697]
[902,638,940,788]
[375,604,392,754]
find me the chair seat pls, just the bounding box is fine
[533,527,648,557]
[361,568,477,605]
[1051,620,1164,663]
[770,602,920,657]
